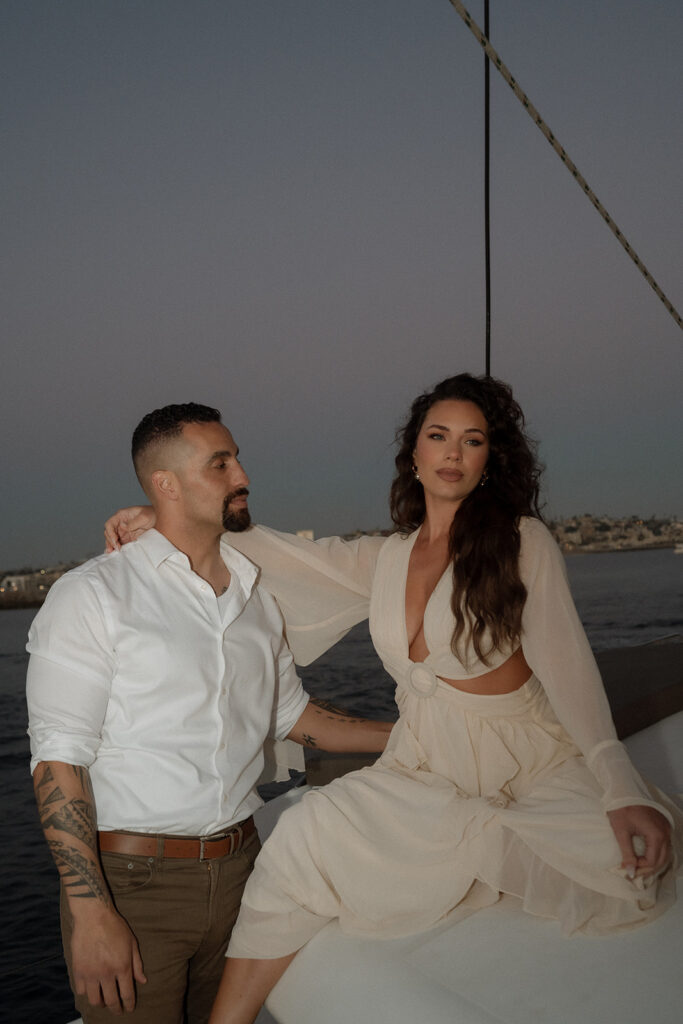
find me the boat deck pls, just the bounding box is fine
[264,711,683,1024]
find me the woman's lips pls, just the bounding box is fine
[436,469,463,482]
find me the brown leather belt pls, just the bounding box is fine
[98,816,255,860]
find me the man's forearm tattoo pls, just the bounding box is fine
[69,763,94,800]
[51,841,111,903]
[42,783,66,807]
[33,762,56,794]
[40,798,96,847]
[34,763,107,902]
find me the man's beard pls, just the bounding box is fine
[222,488,251,532]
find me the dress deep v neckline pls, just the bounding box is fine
[402,528,450,663]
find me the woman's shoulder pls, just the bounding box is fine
[518,516,567,580]
[518,516,554,543]
[381,526,418,544]
[375,527,419,561]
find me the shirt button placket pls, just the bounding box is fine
[216,628,229,816]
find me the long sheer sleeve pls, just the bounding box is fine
[225,526,386,665]
[518,518,672,822]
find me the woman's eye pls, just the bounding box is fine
[465,439,482,446]
[427,432,444,440]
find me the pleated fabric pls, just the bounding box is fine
[229,675,682,957]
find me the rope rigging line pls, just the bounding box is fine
[447,0,682,331]
[484,0,491,373]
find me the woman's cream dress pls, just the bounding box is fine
[227,518,682,953]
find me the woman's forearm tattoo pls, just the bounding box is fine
[309,698,363,723]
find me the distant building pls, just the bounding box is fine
[549,515,681,553]
[0,564,77,608]
[0,574,31,592]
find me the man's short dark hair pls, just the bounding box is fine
[132,402,221,480]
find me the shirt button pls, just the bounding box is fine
[219,743,226,750]
[221,688,227,696]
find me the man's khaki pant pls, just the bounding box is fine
[61,830,260,1024]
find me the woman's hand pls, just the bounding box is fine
[607,804,671,879]
[104,506,156,552]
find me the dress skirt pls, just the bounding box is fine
[228,676,682,958]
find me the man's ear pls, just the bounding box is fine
[150,469,180,503]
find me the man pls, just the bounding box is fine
[27,403,391,1023]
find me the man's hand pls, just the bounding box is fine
[607,804,671,879]
[104,506,156,552]
[71,904,147,1014]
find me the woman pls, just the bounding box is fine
[106,374,680,1024]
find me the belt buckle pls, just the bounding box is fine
[199,824,243,860]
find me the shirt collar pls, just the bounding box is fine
[135,529,260,596]
[137,529,182,568]
[219,537,260,597]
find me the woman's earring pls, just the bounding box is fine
[479,469,488,487]
[412,464,421,482]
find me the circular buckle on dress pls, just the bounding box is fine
[408,662,438,698]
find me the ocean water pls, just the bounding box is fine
[1,546,681,1022]
[564,547,682,651]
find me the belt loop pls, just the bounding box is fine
[232,822,243,856]
[157,836,164,859]
[199,837,206,861]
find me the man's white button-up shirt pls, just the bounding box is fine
[26,529,309,835]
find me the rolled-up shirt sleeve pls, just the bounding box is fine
[268,607,310,742]
[26,573,114,773]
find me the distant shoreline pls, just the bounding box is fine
[562,541,678,556]
[0,540,679,612]
[0,594,46,612]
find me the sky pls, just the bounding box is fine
[2,0,682,569]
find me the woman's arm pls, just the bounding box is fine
[104,507,386,664]
[287,698,393,753]
[518,518,672,877]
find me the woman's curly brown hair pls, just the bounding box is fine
[390,373,544,665]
